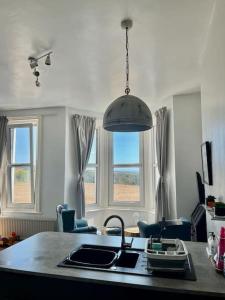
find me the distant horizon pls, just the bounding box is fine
[86,168,138,174]
[114,168,139,174]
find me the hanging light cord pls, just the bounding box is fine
[125,27,130,95]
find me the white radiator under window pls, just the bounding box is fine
[0,217,56,239]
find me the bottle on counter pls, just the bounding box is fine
[215,227,225,271]
[208,232,218,256]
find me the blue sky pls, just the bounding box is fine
[13,128,30,163]
[15,129,138,172]
[13,127,37,164]
[88,132,139,173]
[113,132,139,164]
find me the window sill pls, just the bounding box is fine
[86,207,105,213]
[106,207,155,213]
[86,207,155,214]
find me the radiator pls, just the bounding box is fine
[0,217,56,239]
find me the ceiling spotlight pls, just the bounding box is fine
[33,68,40,87]
[45,54,51,65]
[33,69,40,77]
[28,57,38,69]
[35,79,40,87]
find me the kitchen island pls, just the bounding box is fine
[0,232,224,299]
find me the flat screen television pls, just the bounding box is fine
[201,141,213,185]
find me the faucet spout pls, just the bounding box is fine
[103,215,132,250]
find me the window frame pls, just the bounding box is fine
[2,117,41,214]
[7,123,35,209]
[108,132,145,207]
[84,128,100,208]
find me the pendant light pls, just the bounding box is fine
[103,19,152,132]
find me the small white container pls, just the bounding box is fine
[207,232,218,256]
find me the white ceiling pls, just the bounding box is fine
[0,0,214,112]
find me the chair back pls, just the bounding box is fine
[137,219,191,241]
[56,204,98,234]
[56,204,75,232]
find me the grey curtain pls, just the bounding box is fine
[0,116,8,211]
[155,107,169,222]
[0,116,8,168]
[72,114,96,218]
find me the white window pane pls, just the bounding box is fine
[113,167,140,202]
[33,125,38,191]
[84,168,96,205]
[11,166,32,204]
[88,132,97,164]
[33,125,37,166]
[10,127,30,164]
[113,132,139,164]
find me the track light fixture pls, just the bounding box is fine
[28,51,53,87]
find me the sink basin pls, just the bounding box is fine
[115,251,139,268]
[68,245,119,268]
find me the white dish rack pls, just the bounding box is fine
[144,238,189,272]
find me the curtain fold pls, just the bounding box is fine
[155,107,169,222]
[0,116,8,211]
[0,116,8,168]
[72,114,96,218]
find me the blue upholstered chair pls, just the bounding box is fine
[137,218,191,241]
[56,204,97,234]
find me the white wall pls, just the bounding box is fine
[201,0,225,235]
[154,92,202,220]
[173,93,202,218]
[3,107,66,219]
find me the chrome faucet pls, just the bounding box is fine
[103,215,133,250]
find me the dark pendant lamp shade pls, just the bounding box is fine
[103,19,153,132]
[103,95,153,132]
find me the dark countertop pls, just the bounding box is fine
[0,232,224,297]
